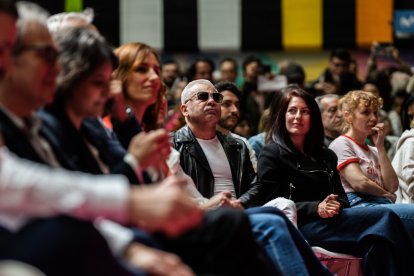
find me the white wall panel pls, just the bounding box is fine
[120,0,163,49]
[198,0,240,50]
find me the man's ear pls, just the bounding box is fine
[181,104,189,117]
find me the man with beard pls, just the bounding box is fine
[315,94,344,147]
[215,81,257,171]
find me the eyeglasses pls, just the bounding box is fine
[185,91,224,104]
[13,44,59,65]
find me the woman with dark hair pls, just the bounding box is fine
[257,84,414,275]
[393,92,414,202]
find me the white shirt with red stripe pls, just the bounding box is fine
[329,135,383,193]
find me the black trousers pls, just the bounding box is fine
[0,216,139,276]
[155,207,279,276]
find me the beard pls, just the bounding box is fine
[219,116,238,131]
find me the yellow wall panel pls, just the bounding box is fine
[282,0,322,50]
[356,0,393,47]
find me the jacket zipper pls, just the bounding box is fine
[289,183,295,200]
[237,147,242,197]
[296,162,335,194]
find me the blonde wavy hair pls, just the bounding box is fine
[339,90,383,132]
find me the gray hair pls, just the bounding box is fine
[315,94,339,112]
[47,8,94,35]
[181,79,216,104]
[15,1,49,48]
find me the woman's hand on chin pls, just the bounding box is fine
[370,123,385,150]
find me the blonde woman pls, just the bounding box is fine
[329,90,414,236]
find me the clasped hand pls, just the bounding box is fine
[318,194,341,218]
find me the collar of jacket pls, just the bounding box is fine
[175,125,240,146]
[174,125,244,191]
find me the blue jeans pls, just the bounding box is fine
[348,192,414,239]
[247,207,332,276]
[300,207,414,276]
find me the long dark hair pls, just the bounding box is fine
[267,85,324,157]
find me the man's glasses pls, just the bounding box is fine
[13,44,59,65]
[185,91,224,104]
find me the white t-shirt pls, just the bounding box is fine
[329,135,383,193]
[196,136,236,198]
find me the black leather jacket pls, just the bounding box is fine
[172,125,263,207]
[258,141,350,225]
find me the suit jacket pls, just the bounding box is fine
[0,108,71,168]
[38,106,139,183]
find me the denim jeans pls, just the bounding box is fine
[347,192,393,207]
[348,192,414,239]
[247,207,332,276]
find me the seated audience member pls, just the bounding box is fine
[170,76,188,106]
[215,81,257,171]
[392,92,414,203]
[388,89,407,136]
[172,79,331,276]
[108,41,293,275]
[0,1,199,275]
[309,48,362,96]
[161,59,181,106]
[257,84,414,276]
[241,55,262,96]
[161,59,180,89]
[1,4,277,276]
[0,154,198,276]
[329,90,414,236]
[219,57,238,83]
[279,60,306,88]
[112,42,328,274]
[248,108,271,159]
[111,42,164,134]
[186,57,215,83]
[315,94,343,147]
[240,55,270,135]
[47,8,147,159]
[234,116,253,138]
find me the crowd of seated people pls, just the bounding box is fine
[1,0,414,275]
